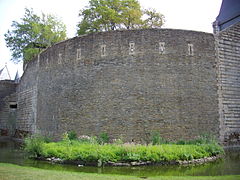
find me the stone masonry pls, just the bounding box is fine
[215,22,240,146]
[0,80,17,136]
[1,0,239,145]
[14,29,219,142]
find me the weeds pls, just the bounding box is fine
[176,134,218,145]
[150,131,162,145]
[24,134,46,158]
[24,132,224,164]
[97,132,110,144]
[67,130,78,140]
[25,139,224,163]
[62,131,110,144]
[78,135,98,144]
[62,131,78,141]
[150,131,169,145]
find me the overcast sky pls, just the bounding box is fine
[0,0,222,78]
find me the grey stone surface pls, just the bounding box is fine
[15,56,39,134]
[15,29,219,142]
[2,26,239,145]
[215,22,240,146]
[0,80,17,135]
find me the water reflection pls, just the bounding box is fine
[0,138,239,177]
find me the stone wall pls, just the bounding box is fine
[16,57,39,134]
[0,80,17,136]
[17,29,219,142]
[216,22,240,146]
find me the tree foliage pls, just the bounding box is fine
[142,8,165,29]
[5,8,67,63]
[77,0,165,35]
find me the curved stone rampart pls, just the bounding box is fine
[16,28,219,142]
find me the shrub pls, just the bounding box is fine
[150,131,166,145]
[62,131,78,142]
[78,135,98,144]
[67,130,78,140]
[197,133,217,144]
[24,134,45,158]
[176,140,187,145]
[204,144,224,156]
[97,132,109,144]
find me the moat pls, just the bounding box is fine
[0,139,239,177]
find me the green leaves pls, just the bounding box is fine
[120,0,142,29]
[5,8,67,63]
[24,134,45,158]
[5,5,165,63]
[142,8,165,29]
[25,138,224,164]
[77,0,165,35]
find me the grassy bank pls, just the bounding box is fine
[0,163,239,180]
[25,135,224,165]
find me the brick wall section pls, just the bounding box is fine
[19,29,219,142]
[216,22,240,146]
[0,80,17,135]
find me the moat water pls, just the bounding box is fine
[0,139,240,177]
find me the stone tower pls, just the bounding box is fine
[214,0,240,146]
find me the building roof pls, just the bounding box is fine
[0,65,11,80]
[215,0,240,31]
[14,71,20,83]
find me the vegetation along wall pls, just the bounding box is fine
[16,28,219,142]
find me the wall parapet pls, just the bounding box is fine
[23,28,214,73]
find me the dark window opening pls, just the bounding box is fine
[77,48,81,59]
[188,43,194,56]
[10,104,17,109]
[101,45,106,56]
[189,46,192,54]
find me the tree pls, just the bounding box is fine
[120,0,143,29]
[77,0,164,35]
[77,0,140,35]
[5,8,67,63]
[141,8,165,28]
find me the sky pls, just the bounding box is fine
[0,0,222,79]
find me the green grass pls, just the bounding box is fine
[25,137,224,164]
[0,163,239,180]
